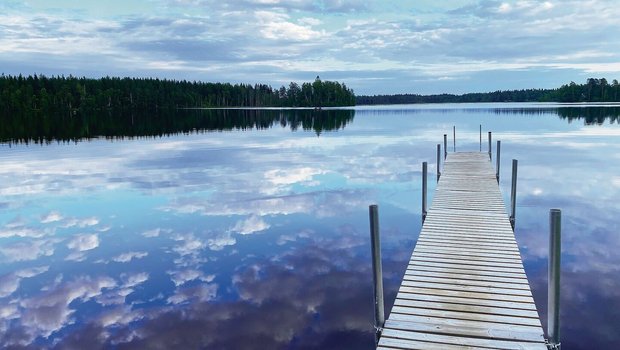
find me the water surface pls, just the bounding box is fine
[1,104,619,349]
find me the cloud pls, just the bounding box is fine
[97,305,143,328]
[207,231,237,251]
[19,275,116,339]
[167,269,215,286]
[163,189,372,219]
[41,211,63,224]
[0,239,56,262]
[62,217,100,228]
[0,266,49,298]
[255,11,325,41]
[142,228,162,237]
[264,167,326,193]
[65,251,87,262]
[112,251,148,263]
[0,226,49,238]
[2,0,618,94]
[4,215,25,228]
[172,233,206,255]
[121,272,149,288]
[231,215,270,235]
[66,234,99,252]
[167,283,218,304]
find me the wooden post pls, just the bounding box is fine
[488,132,492,160]
[437,144,441,182]
[510,159,518,229]
[369,205,385,346]
[548,209,562,350]
[443,134,447,160]
[422,162,428,222]
[453,126,456,152]
[496,140,501,183]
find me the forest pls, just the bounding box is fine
[357,78,620,104]
[0,75,356,113]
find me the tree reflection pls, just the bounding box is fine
[1,109,355,144]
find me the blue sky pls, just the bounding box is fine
[1,0,619,94]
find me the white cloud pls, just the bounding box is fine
[0,239,56,262]
[98,305,143,327]
[0,303,19,320]
[142,228,161,237]
[166,284,218,304]
[20,276,116,338]
[62,217,100,228]
[67,234,99,252]
[167,269,215,286]
[121,272,149,288]
[231,215,270,235]
[5,216,25,228]
[256,11,325,41]
[64,251,87,262]
[264,167,325,186]
[0,266,49,298]
[172,234,206,255]
[0,227,48,239]
[112,251,148,263]
[0,275,21,298]
[41,211,63,224]
[207,231,237,251]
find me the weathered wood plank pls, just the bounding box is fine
[393,298,540,319]
[381,328,546,349]
[396,292,537,311]
[402,274,531,291]
[390,306,542,327]
[388,313,543,335]
[407,261,527,278]
[400,280,532,297]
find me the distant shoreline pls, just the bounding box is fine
[356,78,619,105]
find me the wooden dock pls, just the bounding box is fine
[377,152,547,350]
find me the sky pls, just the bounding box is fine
[1,0,620,95]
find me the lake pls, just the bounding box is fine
[1,103,619,349]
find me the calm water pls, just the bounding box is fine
[1,104,619,349]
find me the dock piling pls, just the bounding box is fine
[488,132,492,160]
[422,162,428,222]
[496,140,501,182]
[436,144,441,182]
[548,209,562,350]
[443,134,447,159]
[369,205,385,346]
[510,159,518,229]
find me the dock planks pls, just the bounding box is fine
[377,152,546,350]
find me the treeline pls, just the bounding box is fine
[557,107,620,125]
[1,109,355,144]
[543,78,620,102]
[357,89,550,105]
[0,75,355,113]
[357,78,620,105]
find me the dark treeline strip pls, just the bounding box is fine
[544,78,620,102]
[557,107,620,125]
[357,78,620,105]
[357,89,550,104]
[1,109,355,145]
[0,75,355,113]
